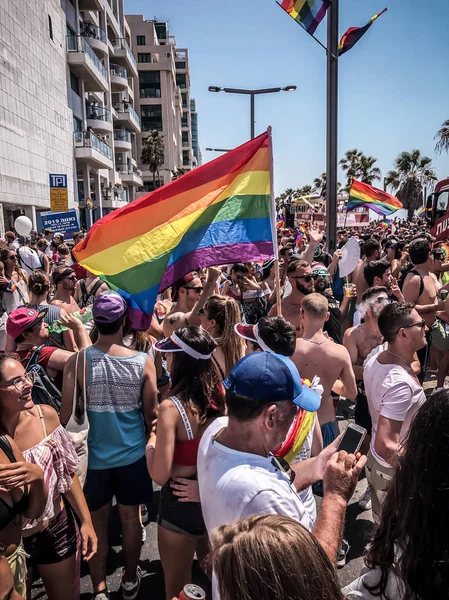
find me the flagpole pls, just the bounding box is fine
[268,126,282,316]
[326,0,339,252]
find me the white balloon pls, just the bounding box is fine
[14,216,33,237]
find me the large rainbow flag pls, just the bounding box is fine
[278,0,331,35]
[347,180,402,216]
[73,131,275,327]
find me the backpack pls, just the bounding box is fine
[79,278,103,309]
[24,345,62,414]
[398,267,424,297]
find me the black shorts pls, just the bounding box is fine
[157,477,206,538]
[84,455,153,512]
[24,505,78,566]
[355,392,372,436]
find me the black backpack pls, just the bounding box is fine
[24,345,62,414]
[79,278,103,309]
[398,266,424,297]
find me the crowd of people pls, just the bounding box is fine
[0,215,448,600]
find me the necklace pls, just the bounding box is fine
[387,349,411,367]
[302,337,328,345]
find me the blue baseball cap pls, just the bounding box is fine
[223,352,320,413]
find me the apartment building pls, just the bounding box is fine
[0,0,142,233]
[190,98,202,167]
[126,16,199,191]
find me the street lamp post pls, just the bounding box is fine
[208,86,297,139]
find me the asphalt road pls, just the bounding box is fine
[30,396,378,599]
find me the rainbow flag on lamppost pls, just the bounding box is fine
[74,131,276,328]
[347,180,402,216]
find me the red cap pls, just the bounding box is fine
[6,307,47,340]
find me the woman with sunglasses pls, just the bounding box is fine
[0,353,97,600]
[199,295,244,378]
[146,326,225,600]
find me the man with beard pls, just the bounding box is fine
[51,266,80,314]
[311,264,355,345]
[269,259,313,336]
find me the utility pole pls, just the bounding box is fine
[326,0,339,252]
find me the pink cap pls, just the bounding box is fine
[6,307,47,339]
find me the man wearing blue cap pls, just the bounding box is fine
[198,351,366,564]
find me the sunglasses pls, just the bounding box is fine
[7,255,16,260]
[64,274,77,281]
[375,296,391,303]
[312,272,329,280]
[270,454,296,486]
[185,286,203,293]
[291,275,313,283]
[399,319,426,332]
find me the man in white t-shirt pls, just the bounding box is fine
[363,301,427,519]
[198,351,366,566]
[16,237,42,276]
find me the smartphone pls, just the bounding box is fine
[337,423,366,454]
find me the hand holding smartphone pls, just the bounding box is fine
[337,423,366,454]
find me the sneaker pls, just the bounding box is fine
[336,538,350,568]
[358,486,372,511]
[91,589,109,600]
[141,525,147,544]
[140,504,149,525]
[121,566,142,600]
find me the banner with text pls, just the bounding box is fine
[41,209,79,236]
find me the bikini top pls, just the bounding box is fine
[171,397,202,468]
[0,435,29,531]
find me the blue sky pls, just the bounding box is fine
[125,0,449,195]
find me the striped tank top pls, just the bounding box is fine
[85,346,147,469]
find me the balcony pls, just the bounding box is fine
[74,131,113,169]
[110,64,128,91]
[112,38,138,78]
[112,102,141,133]
[67,35,108,92]
[113,129,132,151]
[80,23,108,55]
[78,0,101,9]
[86,103,113,133]
[116,165,143,187]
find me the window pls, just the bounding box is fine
[70,71,80,95]
[182,131,189,147]
[137,53,152,63]
[181,113,188,128]
[155,23,167,40]
[48,15,54,40]
[176,73,187,89]
[136,35,145,45]
[181,93,188,108]
[141,105,163,131]
[139,71,161,98]
[182,151,190,166]
[175,61,186,70]
[73,117,82,132]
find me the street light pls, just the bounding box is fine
[208,85,297,139]
[205,147,232,153]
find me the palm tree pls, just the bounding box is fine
[358,155,381,185]
[295,185,314,198]
[313,173,327,198]
[171,168,189,181]
[435,120,449,154]
[140,130,165,187]
[340,149,362,191]
[385,150,437,220]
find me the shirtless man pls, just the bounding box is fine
[163,267,220,337]
[51,266,80,314]
[292,293,357,448]
[402,238,448,380]
[353,239,381,305]
[269,259,313,336]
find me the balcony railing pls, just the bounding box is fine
[80,23,106,43]
[115,188,126,202]
[86,103,112,122]
[113,38,138,71]
[113,129,131,143]
[74,131,113,160]
[110,63,128,80]
[116,165,142,177]
[113,102,140,126]
[67,35,107,80]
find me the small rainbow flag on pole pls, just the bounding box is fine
[338,8,387,56]
[418,206,426,217]
[74,131,275,327]
[347,180,402,216]
[278,0,331,35]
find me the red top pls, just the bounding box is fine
[173,437,202,467]
[18,346,63,390]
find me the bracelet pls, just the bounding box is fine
[145,444,155,454]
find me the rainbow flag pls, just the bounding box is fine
[278,0,331,35]
[74,132,275,328]
[338,8,387,56]
[441,244,449,261]
[348,180,402,216]
[418,206,426,217]
[276,218,285,229]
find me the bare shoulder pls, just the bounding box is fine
[158,398,181,422]
[39,404,61,434]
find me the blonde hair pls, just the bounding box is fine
[301,292,329,319]
[204,294,243,376]
[211,515,343,600]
